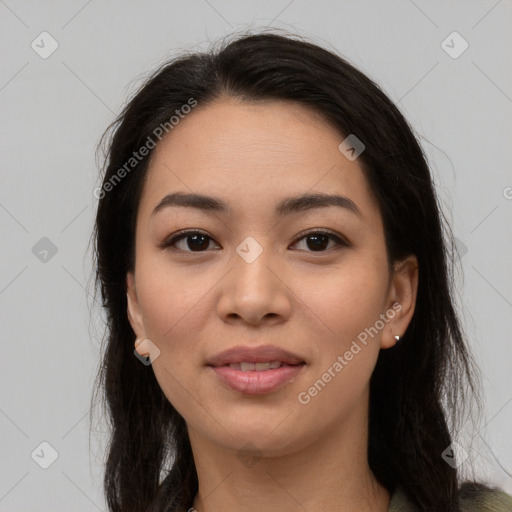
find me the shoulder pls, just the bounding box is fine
[387,486,421,512]
[457,482,512,512]
[387,483,512,512]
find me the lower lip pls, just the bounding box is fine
[210,364,305,395]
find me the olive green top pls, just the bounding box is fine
[388,485,512,511]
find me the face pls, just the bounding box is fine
[127,97,418,457]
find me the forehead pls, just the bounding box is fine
[138,97,380,223]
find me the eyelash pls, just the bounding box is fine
[159,228,349,253]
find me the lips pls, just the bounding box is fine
[207,345,306,395]
[207,345,305,367]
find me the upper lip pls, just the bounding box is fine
[207,345,305,367]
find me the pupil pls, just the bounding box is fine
[188,234,209,251]
[307,234,328,251]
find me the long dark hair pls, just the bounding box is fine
[91,30,486,512]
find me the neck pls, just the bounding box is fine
[188,395,390,512]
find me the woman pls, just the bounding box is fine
[91,32,512,512]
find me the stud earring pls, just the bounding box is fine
[394,335,400,342]
[134,338,149,356]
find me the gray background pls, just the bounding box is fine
[1,1,511,510]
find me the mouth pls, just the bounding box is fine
[207,345,306,395]
[225,361,289,371]
[207,345,305,367]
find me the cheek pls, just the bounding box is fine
[299,257,388,342]
[133,249,233,385]
[295,257,388,399]
[137,261,211,352]
[295,283,384,421]
[135,263,211,413]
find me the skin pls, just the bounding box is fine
[126,97,418,512]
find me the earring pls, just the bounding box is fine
[134,338,149,356]
[394,335,400,342]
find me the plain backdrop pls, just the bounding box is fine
[1,1,511,510]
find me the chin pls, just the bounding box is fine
[213,415,309,456]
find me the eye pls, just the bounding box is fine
[159,229,349,254]
[290,229,349,252]
[159,230,220,252]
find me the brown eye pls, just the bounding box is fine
[291,230,349,252]
[160,231,220,252]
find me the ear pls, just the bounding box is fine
[380,254,419,349]
[126,271,147,353]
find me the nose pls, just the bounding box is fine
[216,239,292,327]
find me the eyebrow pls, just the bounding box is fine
[151,191,363,219]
